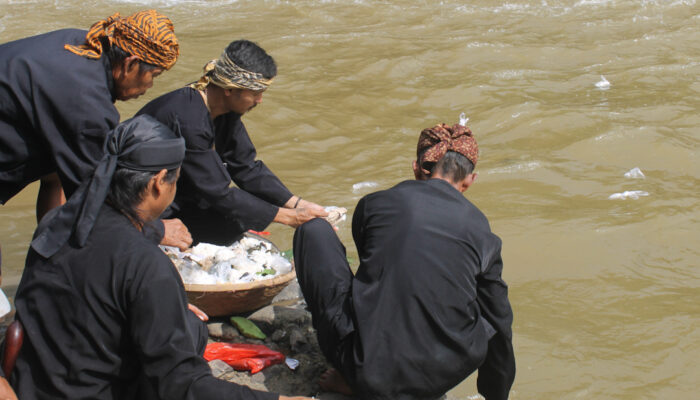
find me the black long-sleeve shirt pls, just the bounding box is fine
[0,29,119,203]
[137,88,292,235]
[349,179,515,399]
[11,205,277,400]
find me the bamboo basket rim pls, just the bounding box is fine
[183,267,296,292]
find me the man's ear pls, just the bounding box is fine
[458,173,477,193]
[113,55,139,80]
[413,160,429,181]
[412,160,421,180]
[151,169,169,197]
[124,55,140,74]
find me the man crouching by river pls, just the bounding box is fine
[10,116,312,400]
[293,120,516,399]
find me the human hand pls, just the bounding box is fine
[296,198,325,213]
[286,207,329,228]
[0,377,18,400]
[274,207,328,228]
[160,218,192,251]
[188,303,209,321]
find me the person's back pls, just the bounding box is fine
[292,121,515,400]
[0,28,118,201]
[349,178,503,398]
[12,205,203,399]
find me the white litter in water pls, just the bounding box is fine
[161,235,292,285]
[0,289,10,318]
[624,167,645,179]
[459,112,469,126]
[595,75,611,90]
[353,181,378,192]
[608,190,649,200]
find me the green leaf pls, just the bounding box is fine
[230,316,266,340]
[256,268,276,276]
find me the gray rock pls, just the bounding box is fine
[271,329,287,342]
[207,321,244,341]
[208,359,234,379]
[289,328,307,352]
[248,305,312,333]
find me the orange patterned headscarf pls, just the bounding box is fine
[65,10,179,70]
[417,123,478,175]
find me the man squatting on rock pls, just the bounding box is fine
[293,121,516,399]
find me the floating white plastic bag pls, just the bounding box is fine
[624,167,645,179]
[595,75,611,90]
[608,190,649,200]
[459,112,469,126]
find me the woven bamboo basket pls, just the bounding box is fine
[184,268,296,317]
[182,233,296,317]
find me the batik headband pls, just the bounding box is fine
[417,122,479,175]
[189,51,274,91]
[65,10,179,70]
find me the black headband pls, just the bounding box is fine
[32,115,185,258]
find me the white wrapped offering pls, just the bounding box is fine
[161,234,292,285]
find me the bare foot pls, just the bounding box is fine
[319,368,353,396]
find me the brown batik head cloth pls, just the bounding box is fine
[189,51,274,92]
[417,122,478,175]
[65,10,179,70]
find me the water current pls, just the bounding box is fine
[1,1,698,398]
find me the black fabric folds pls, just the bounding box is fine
[30,115,185,258]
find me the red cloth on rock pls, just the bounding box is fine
[204,342,285,374]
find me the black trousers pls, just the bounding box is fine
[293,219,358,386]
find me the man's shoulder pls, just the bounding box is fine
[138,87,208,129]
[1,28,86,60]
[372,179,452,199]
[141,87,196,112]
[90,209,169,263]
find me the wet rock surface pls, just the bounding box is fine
[206,280,333,398]
[205,281,462,399]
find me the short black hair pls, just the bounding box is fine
[425,151,474,183]
[106,168,178,227]
[224,39,277,79]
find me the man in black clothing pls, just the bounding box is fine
[11,115,312,400]
[293,122,516,399]
[138,39,327,245]
[0,11,191,256]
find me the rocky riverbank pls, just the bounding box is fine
[207,280,469,400]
